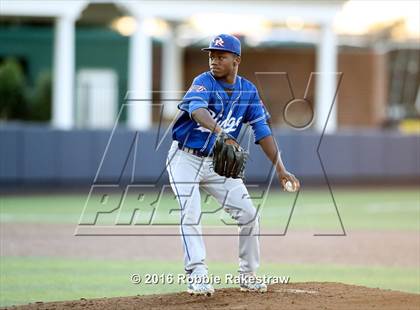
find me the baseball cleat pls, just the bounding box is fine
[187,282,215,296]
[240,283,267,293]
[239,273,268,293]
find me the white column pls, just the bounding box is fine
[127,18,153,130]
[52,15,75,129]
[161,24,183,119]
[315,22,338,133]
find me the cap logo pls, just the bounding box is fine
[213,37,224,47]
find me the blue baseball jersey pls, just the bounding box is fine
[172,71,272,155]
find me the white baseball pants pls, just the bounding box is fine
[166,141,260,275]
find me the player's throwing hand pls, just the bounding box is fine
[279,171,300,192]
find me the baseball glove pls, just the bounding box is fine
[212,132,247,179]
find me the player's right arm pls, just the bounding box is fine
[179,73,223,134]
[191,108,223,134]
[178,74,212,119]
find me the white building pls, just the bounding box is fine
[1,0,345,132]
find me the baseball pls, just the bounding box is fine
[284,181,296,192]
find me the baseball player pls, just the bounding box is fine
[166,34,300,296]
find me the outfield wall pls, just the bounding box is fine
[1,124,419,186]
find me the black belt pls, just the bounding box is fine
[178,143,210,158]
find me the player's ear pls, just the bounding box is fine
[234,56,241,66]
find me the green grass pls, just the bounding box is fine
[1,189,418,306]
[1,189,419,230]
[0,257,418,306]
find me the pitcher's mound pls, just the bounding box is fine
[6,282,420,310]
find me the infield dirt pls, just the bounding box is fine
[3,282,420,310]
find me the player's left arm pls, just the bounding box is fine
[258,122,300,191]
[247,90,300,191]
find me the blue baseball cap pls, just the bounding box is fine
[202,34,241,56]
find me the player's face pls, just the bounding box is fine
[209,51,240,79]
